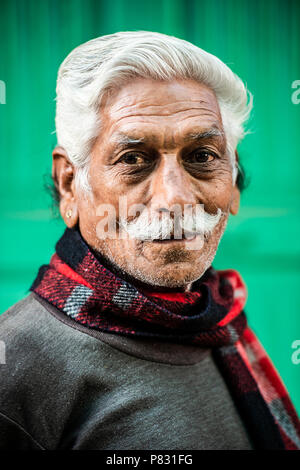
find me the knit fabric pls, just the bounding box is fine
[31,228,300,450]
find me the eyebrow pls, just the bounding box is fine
[111,133,155,147]
[111,127,224,148]
[183,128,224,143]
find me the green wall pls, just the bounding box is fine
[0,0,299,414]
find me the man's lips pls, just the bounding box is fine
[150,234,198,243]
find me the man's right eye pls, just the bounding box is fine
[118,152,149,165]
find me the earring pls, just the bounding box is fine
[66,209,72,219]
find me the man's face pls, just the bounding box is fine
[66,78,240,289]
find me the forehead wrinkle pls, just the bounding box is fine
[108,107,222,134]
[109,94,220,119]
[110,105,219,120]
[110,96,213,111]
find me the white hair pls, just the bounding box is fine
[55,31,253,193]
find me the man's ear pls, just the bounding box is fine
[229,150,240,216]
[52,146,79,227]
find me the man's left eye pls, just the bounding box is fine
[185,151,216,164]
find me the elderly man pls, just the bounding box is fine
[0,31,299,451]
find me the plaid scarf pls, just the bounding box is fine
[31,228,300,450]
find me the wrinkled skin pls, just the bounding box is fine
[53,78,240,291]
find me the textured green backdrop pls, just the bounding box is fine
[0,0,299,414]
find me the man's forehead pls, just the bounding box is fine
[99,79,225,148]
[103,78,221,121]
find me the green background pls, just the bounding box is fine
[0,0,299,413]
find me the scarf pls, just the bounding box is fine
[31,228,300,450]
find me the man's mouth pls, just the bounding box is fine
[151,232,198,243]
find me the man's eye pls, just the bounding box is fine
[185,151,217,164]
[119,153,148,165]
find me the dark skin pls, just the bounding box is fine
[52,78,240,291]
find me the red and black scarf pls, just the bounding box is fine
[31,228,300,450]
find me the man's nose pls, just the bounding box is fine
[149,156,198,212]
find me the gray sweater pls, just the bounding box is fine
[0,293,253,450]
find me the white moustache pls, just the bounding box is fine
[118,207,224,241]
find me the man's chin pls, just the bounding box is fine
[92,235,214,290]
[124,260,208,290]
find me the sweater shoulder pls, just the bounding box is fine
[0,293,91,358]
[0,293,51,332]
[0,293,112,382]
[0,293,110,449]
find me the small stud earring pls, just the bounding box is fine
[66,209,72,219]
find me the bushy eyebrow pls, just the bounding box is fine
[111,133,155,147]
[183,128,224,143]
[111,127,224,149]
